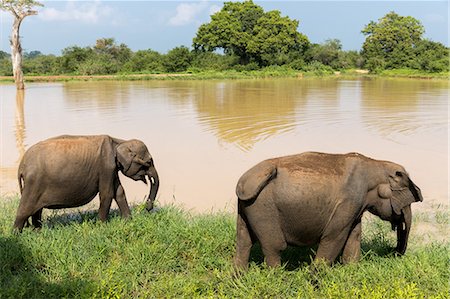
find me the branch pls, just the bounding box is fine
[20,9,37,18]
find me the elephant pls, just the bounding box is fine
[14,135,159,231]
[234,152,423,269]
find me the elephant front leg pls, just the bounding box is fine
[98,193,113,222]
[315,222,354,265]
[342,220,362,264]
[114,184,131,219]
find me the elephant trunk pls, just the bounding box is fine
[146,167,159,211]
[395,205,411,255]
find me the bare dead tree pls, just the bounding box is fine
[0,0,42,89]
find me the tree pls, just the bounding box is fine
[361,11,424,71]
[60,46,93,74]
[23,50,41,58]
[410,40,449,72]
[305,39,363,70]
[0,50,10,59]
[248,10,309,66]
[0,0,43,89]
[77,38,132,75]
[93,37,132,65]
[163,46,192,72]
[123,49,164,73]
[23,54,59,75]
[307,39,342,67]
[193,0,308,66]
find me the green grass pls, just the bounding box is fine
[1,68,447,84]
[377,68,450,79]
[1,196,448,298]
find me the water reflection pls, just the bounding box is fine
[193,80,308,151]
[360,79,449,138]
[62,81,132,114]
[15,90,26,162]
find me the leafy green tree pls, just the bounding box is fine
[23,50,42,59]
[248,10,308,66]
[94,38,132,65]
[410,40,449,72]
[123,49,164,73]
[193,0,309,66]
[60,46,93,74]
[191,51,238,71]
[193,0,263,64]
[23,54,59,74]
[0,50,10,59]
[339,50,364,69]
[307,39,341,68]
[361,11,424,71]
[306,40,363,70]
[162,46,192,72]
[75,38,132,75]
[0,57,13,75]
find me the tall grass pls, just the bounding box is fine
[0,196,448,298]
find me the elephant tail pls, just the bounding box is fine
[236,161,277,201]
[17,164,24,195]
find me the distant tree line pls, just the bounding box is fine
[0,2,448,76]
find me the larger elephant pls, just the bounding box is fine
[14,135,159,231]
[234,152,422,268]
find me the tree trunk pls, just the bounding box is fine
[11,16,25,90]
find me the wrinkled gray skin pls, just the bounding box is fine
[234,152,423,269]
[14,135,159,231]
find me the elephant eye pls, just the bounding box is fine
[395,171,403,177]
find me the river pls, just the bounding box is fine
[0,78,448,213]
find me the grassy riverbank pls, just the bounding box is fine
[0,197,448,298]
[0,68,448,84]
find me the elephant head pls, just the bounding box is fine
[116,139,160,211]
[367,169,423,255]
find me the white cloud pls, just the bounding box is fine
[168,1,221,27]
[38,1,113,24]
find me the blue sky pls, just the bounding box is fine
[0,1,448,55]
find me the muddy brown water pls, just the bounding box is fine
[0,78,448,216]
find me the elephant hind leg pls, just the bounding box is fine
[14,190,44,232]
[14,213,30,232]
[246,213,287,267]
[31,208,43,229]
[234,205,254,270]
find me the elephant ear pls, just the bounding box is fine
[389,171,421,215]
[236,161,277,201]
[116,143,135,173]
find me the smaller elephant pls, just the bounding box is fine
[14,135,159,231]
[234,152,422,269]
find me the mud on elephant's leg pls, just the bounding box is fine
[342,220,362,264]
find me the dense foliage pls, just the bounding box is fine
[361,11,449,73]
[193,1,309,67]
[0,7,448,76]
